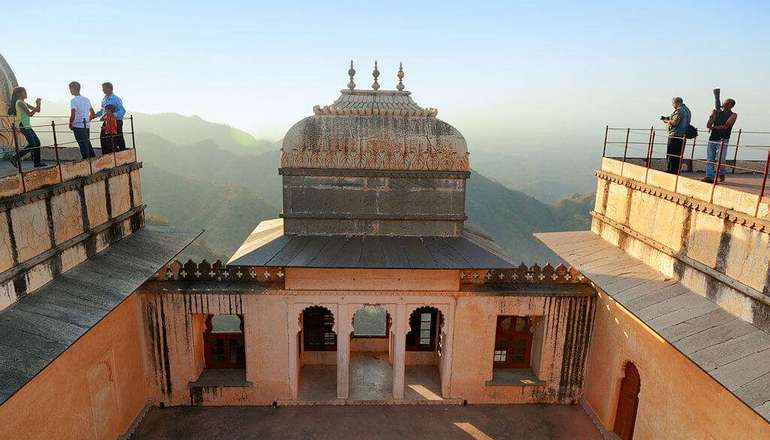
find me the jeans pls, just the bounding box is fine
[666,136,685,174]
[115,119,126,151]
[17,125,42,165]
[706,139,729,178]
[72,127,95,159]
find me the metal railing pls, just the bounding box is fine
[0,115,138,193]
[602,126,770,217]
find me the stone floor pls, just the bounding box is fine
[298,352,445,401]
[680,171,768,196]
[131,404,602,439]
[349,352,393,400]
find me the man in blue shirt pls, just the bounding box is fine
[94,82,127,151]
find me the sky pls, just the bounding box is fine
[3,0,770,152]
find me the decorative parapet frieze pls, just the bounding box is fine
[154,259,285,284]
[280,145,469,172]
[459,263,586,285]
[595,170,770,232]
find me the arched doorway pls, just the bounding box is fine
[349,305,392,400]
[613,362,640,440]
[404,306,444,400]
[297,306,337,400]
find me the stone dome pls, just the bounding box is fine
[281,87,469,172]
[0,53,18,117]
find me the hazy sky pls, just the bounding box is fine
[3,0,769,151]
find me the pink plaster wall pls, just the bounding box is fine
[584,291,770,439]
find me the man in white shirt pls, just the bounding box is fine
[68,81,96,159]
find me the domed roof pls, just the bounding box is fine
[281,62,469,172]
[0,53,18,117]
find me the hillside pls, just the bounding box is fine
[37,100,277,157]
[142,164,278,261]
[466,173,592,262]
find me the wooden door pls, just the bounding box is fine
[613,363,640,440]
[493,316,532,369]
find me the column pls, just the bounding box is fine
[336,303,351,399]
[287,306,300,399]
[392,303,407,399]
[439,303,454,397]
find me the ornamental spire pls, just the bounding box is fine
[347,60,356,90]
[371,61,380,91]
[396,62,405,91]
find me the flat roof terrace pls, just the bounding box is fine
[602,127,770,218]
[0,115,138,197]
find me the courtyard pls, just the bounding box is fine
[131,404,601,439]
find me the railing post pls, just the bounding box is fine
[85,118,94,175]
[688,136,697,172]
[619,127,630,176]
[129,115,137,162]
[11,123,26,192]
[731,128,742,174]
[710,139,726,203]
[602,125,609,157]
[645,126,654,168]
[755,150,770,218]
[52,120,63,182]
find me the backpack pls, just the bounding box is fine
[685,124,698,139]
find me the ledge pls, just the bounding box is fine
[485,369,545,387]
[189,369,250,388]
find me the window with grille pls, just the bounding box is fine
[303,307,337,351]
[406,307,440,351]
[204,314,245,369]
[493,316,533,369]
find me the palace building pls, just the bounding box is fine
[0,56,768,440]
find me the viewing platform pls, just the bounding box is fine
[601,126,769,219]
[0,115,138,197]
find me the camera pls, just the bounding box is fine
[660,115,670,121]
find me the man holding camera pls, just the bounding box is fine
[661,97,691,174]
[702,99,737,183]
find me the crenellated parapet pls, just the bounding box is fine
[152,260,586,286]
[459,263,587,285]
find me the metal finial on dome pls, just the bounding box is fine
[372,61,380,91]
[347,60,356,90]
[396,62,405,91]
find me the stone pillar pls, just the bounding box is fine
[392,303,408,399]
[287,307,301,399]
[336,303,351,399]
[439,302,454,398]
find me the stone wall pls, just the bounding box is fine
[0,294,152,440]
[583,290,770,439]
[594,158,770,331]
[0,161,144,311]
[138,265,593,407]
[281,169,468,236]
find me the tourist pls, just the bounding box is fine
[7,87,43,168]
[702,99,737,183]
[100,104,118,154]
[94,82,126,151]
[661,97,691,174]
[68,81,96,159]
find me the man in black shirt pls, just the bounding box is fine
[702,99,737,183]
